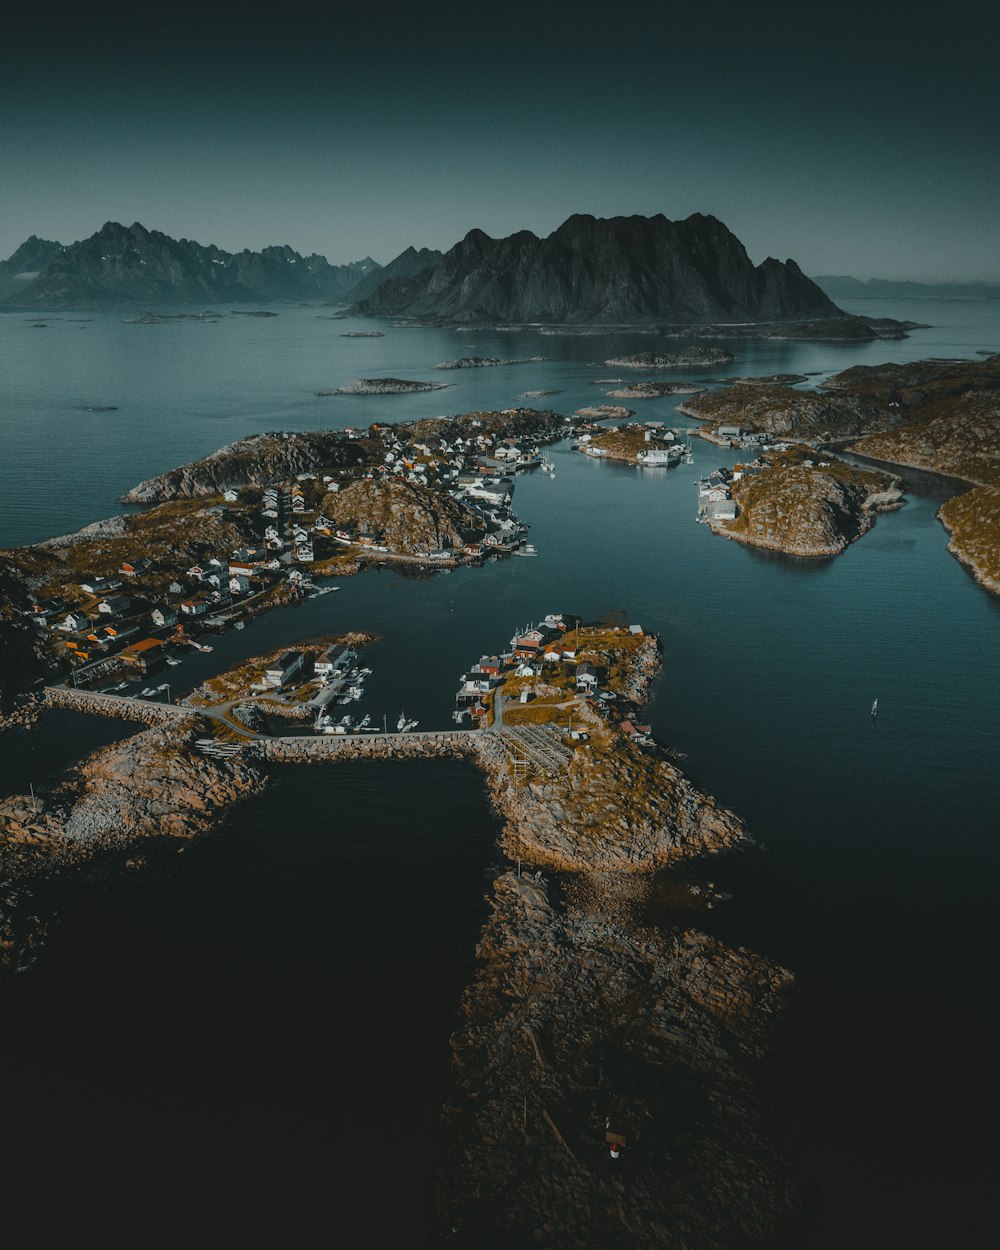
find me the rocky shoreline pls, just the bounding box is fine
[0,626,803,1246]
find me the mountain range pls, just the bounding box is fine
[813,275,1000,301]
[350,213,844,326]
[0,223,394,308]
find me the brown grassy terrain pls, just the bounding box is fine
[938,486,1000,593]
[719,448,898,557]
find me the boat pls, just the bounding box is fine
[397,711,408,730]
[871,698,878,717]
[358,714,371,728]
[515,543,538,557]
[402,718,419,732]
[234,620,245,630]
[165,656,181,667]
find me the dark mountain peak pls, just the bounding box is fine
[353,211,844,326]
[0,235,63,275]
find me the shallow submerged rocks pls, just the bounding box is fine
[438,871,800,1249]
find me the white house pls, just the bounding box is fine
[314,644,355,679]
[263,649,305,689]
[229,575,250,594]
[151,606,178,628]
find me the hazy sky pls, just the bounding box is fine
[3,1,998,280]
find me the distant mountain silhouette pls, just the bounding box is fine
[346,245,443,303]
[352,213,844,325]
[814,275,1000,301]
[0,223,380,307]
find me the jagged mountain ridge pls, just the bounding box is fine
[345,244,443,303]
[0,235,64,299]
[0,223,381,308]
[352,212,845,325]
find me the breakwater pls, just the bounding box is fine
[258,729,489,763]
[43,686,194,726]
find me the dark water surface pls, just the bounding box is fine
[1,300,999,1246]
[0,761,498,1250]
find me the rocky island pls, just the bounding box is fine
[607,380,706,399]
[325,377,450,395]
[604,347,734,368]
[435,355,543,369]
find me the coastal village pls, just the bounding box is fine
[1,410,581,699]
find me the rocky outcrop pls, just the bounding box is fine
[0,222,379,308]
[438,871,800,1249]
[353,212,847,325]
[605,348,734,368]
[121,429,365,502]
[435,356,543,369]
[321,476,485,553]
[329,377,450,395]
[484,731,748,872]
[607,381,705,399]
[715,451,903,557]
[680,384,881,440]
[574,405,634,420]
[0,722,265,881]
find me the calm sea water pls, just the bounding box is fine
[1,299,999,1247]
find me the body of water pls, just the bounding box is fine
[1,299,998,1246]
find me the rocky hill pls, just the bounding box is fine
[321,477,482,553]
[681,384,882,439]
[0,223,380,308]
[122,431,367,502]
[714,449,902,557]
[352,212,849,326]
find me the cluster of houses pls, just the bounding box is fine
[455,613,653,744]
[708,424,792,451]
[322,419,553,559]
[260,642,356,693]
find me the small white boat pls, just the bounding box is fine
[359,714,371,728]
[871,698,878,718]
[234,620,245,630]
[515,544,538,557]
[165,656,181,667]
[397,711,408,731]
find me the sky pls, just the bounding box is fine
[2,1,998,281]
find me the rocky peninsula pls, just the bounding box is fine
[705,448,903,557]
